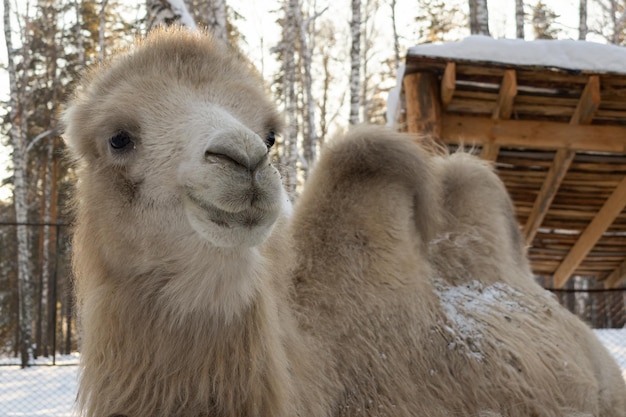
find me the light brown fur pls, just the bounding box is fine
[63,28,626,417]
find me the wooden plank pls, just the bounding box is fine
[523,149,576,244]
[604,259,626,288]
[480,143,500,161]
[532,76,601,284]
[403,72,442,141]
[553,175,626,288]
[570,75,601,124]
[441,115,626,153]
[480,70,518,162]
[441,62,456,108]
[492,69,517,119]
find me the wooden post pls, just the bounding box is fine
[403,72,442,147]
[440,62,456,109]
[553,174,626,288]
[481,69,517,161]
[605,259,626,289]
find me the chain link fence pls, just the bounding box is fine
[0,220,625,416]
[0,355,78,417]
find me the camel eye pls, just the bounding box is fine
[109,131,134,150]
[265,130,276,149]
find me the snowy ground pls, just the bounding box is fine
[0,355,79,417]
[594,329,626,381]
[1,332,625,417]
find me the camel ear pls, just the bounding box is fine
[60,100,101,162]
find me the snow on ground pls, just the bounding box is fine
[0,355,79,417]
[1,329,625,416]
[594,329,626,381]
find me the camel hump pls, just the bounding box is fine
[318,125,434,186]
[300,125,441,246]
[433,151,530,278]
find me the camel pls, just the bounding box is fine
[62,27,626,417]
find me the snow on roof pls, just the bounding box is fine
[387,36,626,127]
[407,35,626,75]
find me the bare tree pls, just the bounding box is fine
[469,0,490,35]
[146,0,197,31]
[209,0,228,41]
[415,0,464,43]
[390,0,400,69]
[275,0,299,197]
[361,0,379,123]
[516,0,525,38]
[579,0,588,39]
[316,19,345,145]
[349,0,361,125]
[592,0,626,44]
[4,0,34,368]
[532,0,560,39]
[99,0,109,61]
[297,4,327,178]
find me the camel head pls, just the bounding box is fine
[63,28,286,250]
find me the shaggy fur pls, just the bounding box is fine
[63,28,626,417]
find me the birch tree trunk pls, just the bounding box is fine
[469,0,490,35]
[146,0,197,31]
[98,0,108,62]
[296,4,322,178]
[349,0,361,125]
[281,0,299,197]
[515,0,525,39]
[75,0,85,64]
[578,0,588,39]
[5,0,34,368]
[390,0,400,69]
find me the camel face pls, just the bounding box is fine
[176,103,284,247]
[63,30,286,249]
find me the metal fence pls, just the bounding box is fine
[0,223,76,358]
[0,219,625,417]
[0,356,78,417]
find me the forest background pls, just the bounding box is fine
[0,0,625,368]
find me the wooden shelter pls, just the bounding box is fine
[391,37,626,289]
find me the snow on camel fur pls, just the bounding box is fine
[293,132,626,417]
[63,27,626,417]
[429,153,626,416]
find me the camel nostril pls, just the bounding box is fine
[204,150,249,169]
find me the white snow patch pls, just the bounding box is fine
[0,354,79,417]
[434,279,528,361]
[594,329,626,381]
[0,329,625,416]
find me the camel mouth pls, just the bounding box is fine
[184,192,265,230]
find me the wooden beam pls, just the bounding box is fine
[553,174,626,288]
[479,143,500,161]
[522,76,601,245]
[492,69,517,120]
[481,70,518,162]
[440,62,456,109]
[523,149,576,244]
[570,75,601,125]
[441,115,626,153]
[403,72,442,142]
[536,76,602,286]
[605,258,626,289]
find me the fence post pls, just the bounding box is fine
[51,224,61,366]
